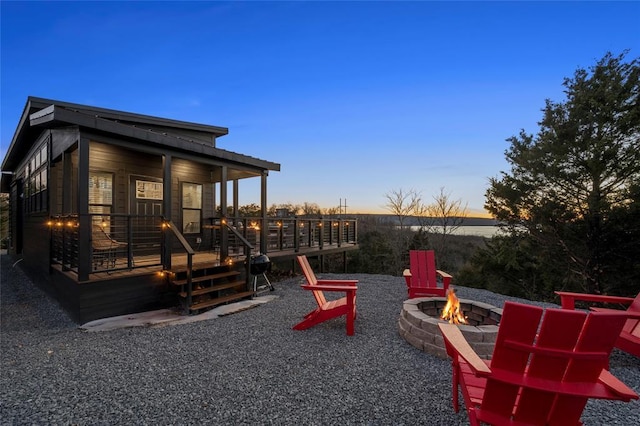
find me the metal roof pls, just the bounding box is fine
[1,97,280,173]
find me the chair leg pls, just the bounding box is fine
[346,301,355,336]
[452,359,460,412]
[293,308,322,330]
[93,252,106,271]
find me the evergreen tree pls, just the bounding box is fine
[485,51,640,296]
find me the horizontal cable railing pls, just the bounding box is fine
[49,214,358,276]
[50,214,164,274]
[50,216,79,272]
[205,216,358,255]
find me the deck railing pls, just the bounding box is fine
[49,214,358,277]
[206,216,358,255]
[49,214,164,275]
[161,219,195,310]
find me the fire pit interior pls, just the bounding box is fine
[398,295,503,359]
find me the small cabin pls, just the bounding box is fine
[1,97,358,323]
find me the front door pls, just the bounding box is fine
[130,175,163,256]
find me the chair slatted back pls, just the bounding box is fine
[410,250,437,289]
[297,255,327,307]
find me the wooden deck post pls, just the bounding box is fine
[162,154,172,269]
[77,137,90,281]
[260,171,268,255]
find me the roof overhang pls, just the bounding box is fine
[1,97,280,173]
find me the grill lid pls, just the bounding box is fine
[251,254,270,264]
[250,254,271,274]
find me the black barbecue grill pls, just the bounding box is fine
[250,254,274,292]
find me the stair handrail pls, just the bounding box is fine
[220,218,255,289]
[161,219,195,312]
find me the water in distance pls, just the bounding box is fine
[410,225,499,238]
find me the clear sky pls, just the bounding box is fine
[2,1,639,216]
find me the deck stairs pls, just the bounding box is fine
[169,263,254,313]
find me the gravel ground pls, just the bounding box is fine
[1,254,638,425]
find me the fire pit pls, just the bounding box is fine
[398,291,502,360]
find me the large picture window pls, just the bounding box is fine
[182,182,202,234]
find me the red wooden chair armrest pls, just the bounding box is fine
[590,307,640,318]
[436,270,452,287]
[598,369,640,401]
[404,269,452,285]
[402,269,412,287]
[438,323,491,376]
[555,291,634,310]
[301,284,357,293]
[436,270,452,279]
[316,279,359,286]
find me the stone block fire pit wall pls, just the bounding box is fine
[398,297,503,360]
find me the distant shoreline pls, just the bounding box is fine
[350,213,498,227]
[410,225,499,238]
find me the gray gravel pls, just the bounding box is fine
[1,254,638,425]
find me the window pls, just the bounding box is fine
[182,182,202,234]
[89,171,113,227]
[25,142,48,213]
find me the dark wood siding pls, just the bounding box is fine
[77,273,175,323]
[172,158,216,248]
[50,157,63,215]
[50,127,79,215]
[21,213,52,281]
[70,150,79,213]
[48,269,175,323]
[89,141,163,214]
[8,181,19,254]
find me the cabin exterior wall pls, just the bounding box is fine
[171,158,217,248]
[89,140,163,215]
[0,97,294,324]
[76,272,174,323]
[21,212,51,282]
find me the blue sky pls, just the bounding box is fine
[2,1,639,216]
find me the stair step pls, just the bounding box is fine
[189,291,255,311]
[178,281,245,297]
[171,270,240,286]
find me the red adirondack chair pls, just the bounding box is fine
[556,291,640,359]
[439,301,638,426]
[403,250,451,298]
[293,255,358,336]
